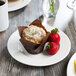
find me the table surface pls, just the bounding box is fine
[0,0,76,76]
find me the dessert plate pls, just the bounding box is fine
[8,0,31,12]
[67,53,76,76]
[7,26,71,66]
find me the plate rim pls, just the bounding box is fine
[67,53,76,76]
[7,29,71,67]
[8,0,31,12]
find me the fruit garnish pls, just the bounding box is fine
[46,42,58,55]
[74,60,76,73]
[48,28,60,45]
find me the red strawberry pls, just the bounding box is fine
[48,28,60,45]
[46,42,58,55]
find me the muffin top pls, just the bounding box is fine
[22,25,46,44]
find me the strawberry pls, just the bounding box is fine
[46,42,58,55]
[48,28,60,45]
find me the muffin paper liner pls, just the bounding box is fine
[18,19,50,54]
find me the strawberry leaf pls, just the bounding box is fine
[51,28,59,33]
[46,44,50,50]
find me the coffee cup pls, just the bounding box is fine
[0,0,9,32]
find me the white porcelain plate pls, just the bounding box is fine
[7,26,71,66]
[67,53,76,76]
[8,0,31,12]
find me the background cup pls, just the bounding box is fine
[0,0,9,32]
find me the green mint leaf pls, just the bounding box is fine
[49,0,55,13]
